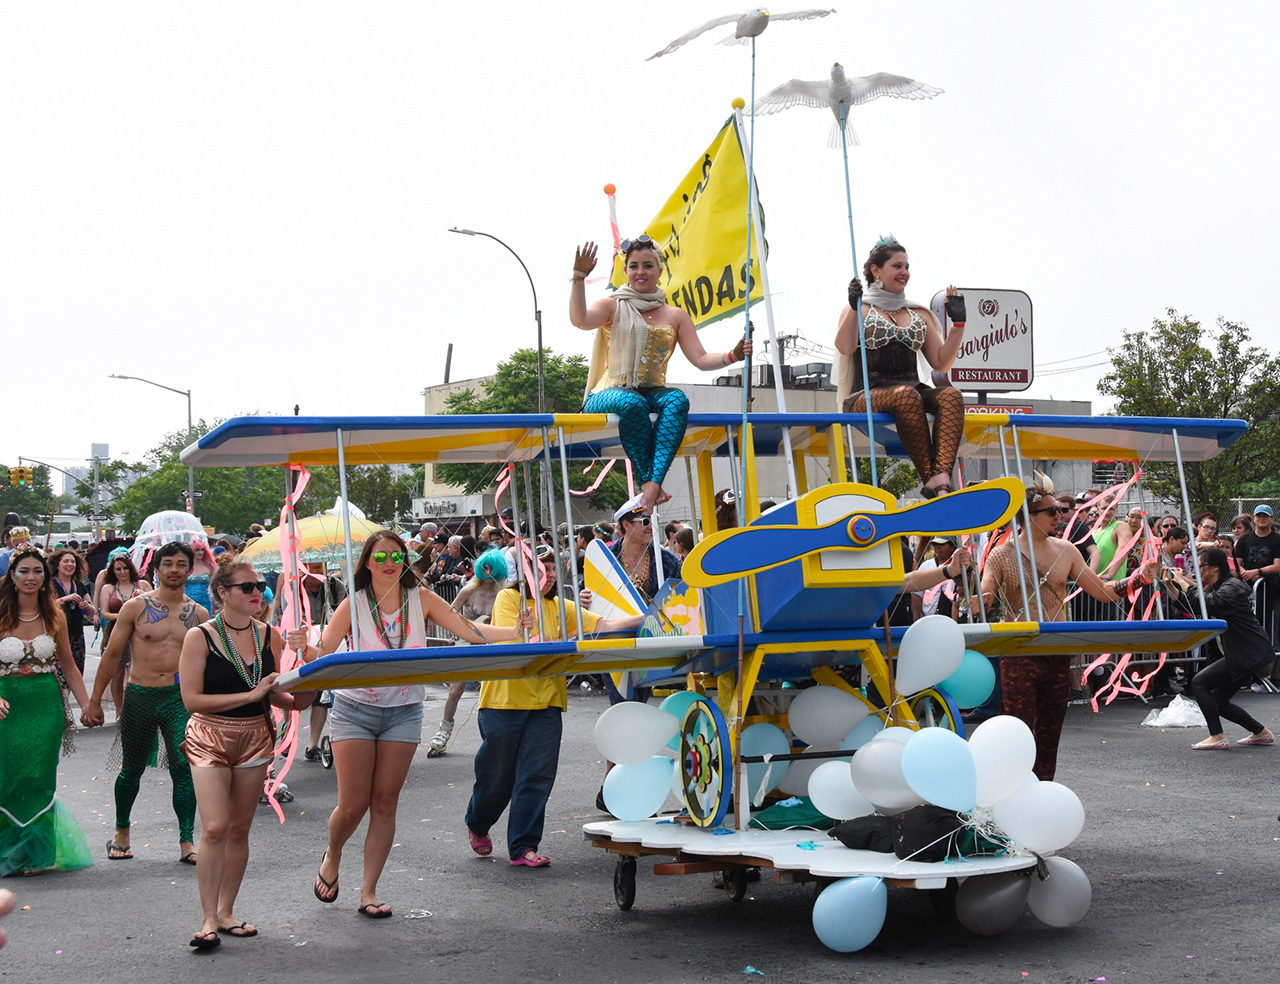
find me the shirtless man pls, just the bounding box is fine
[981,487,1152,781]
[84,541,208,863]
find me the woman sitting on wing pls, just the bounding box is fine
[570,237,752,513]
[835,236,966,498]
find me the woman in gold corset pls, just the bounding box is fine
[570,236,751,513]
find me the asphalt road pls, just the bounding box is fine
[3,672,1279,984]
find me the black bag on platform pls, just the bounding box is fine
[828,814,894,853]
[891,805,965,862]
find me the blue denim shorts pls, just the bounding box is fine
[329,693,424,744]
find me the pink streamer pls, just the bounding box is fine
[570,458,617,497]
[263,465,312,821]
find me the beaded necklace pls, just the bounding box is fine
[215,612,262,687]
[369,587,410,650]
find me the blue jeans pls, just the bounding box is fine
[465,707,563,859]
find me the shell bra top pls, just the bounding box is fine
[850,307,929,390]
[0,633,58,677]
[589,322,678,393]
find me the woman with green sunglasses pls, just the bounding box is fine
[286,530,530,920]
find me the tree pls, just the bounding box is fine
[434,347,630,511]
[1097,310,1280,516]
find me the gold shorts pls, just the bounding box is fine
[183,712,274,769]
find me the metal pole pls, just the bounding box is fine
[335,428,361,651]
[448,229,543,413]
[92,455,101,541]
[997,426,1031,615]
[540,428,568,641]
[1172,429,1210,620]
[186,390,195,514]
[519,460,546,640]
[1008,424,1045,619]
[840,100,877,486]
[556,426,584,642]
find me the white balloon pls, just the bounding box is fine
[849,735,924,813]
[808,760,874,820]
[1027,857,1092,927]
[992,781,1086,854]
[969,715,1038,808]
[878,726,915,745]
[787,686,871,747]
[777,744,838,796]
[895,614,966,694]
[593,702,679,765]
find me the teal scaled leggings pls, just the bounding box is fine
[115,683,197,843]
[583,386,690,488]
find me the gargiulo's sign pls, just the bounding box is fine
[930,289,1033,392]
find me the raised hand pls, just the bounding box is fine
[573,242,599,277]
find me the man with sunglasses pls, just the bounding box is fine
[1054,494,1099,570]
[1235,504,1280,648]
[84,541,208,864]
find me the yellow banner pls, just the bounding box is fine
[609,116,764,328]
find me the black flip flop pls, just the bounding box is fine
[179,852,198,865]
[189,932,221,950]
[218,922,258,938]
[357,903,393,919]
[106,840,132,860]
[314,852,338,903]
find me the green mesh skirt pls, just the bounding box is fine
[0,673,93,875]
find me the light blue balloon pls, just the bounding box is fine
[900,727,977,813]
[740,722,791,803]
[812,876,888,952]
[840,715,885,751]
[659,691,703,750]
[939,650,997,709]
[603,756,676,821]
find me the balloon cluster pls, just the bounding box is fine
[806,712,1091,950]
[594,694,710,821]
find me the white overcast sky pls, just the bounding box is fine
[2,1,1276,474]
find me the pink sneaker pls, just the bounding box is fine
[1191,737,1229,750]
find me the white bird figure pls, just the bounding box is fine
[646,7,835,61]
[753,62,944,147]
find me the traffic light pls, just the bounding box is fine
[7,468,16,487]
[10,467,31,488]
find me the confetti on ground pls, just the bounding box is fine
[744,966,765,976]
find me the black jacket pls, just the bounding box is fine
[1185,577,1274,681]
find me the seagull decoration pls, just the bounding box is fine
[646,7,835,61]
[753,63,944,147]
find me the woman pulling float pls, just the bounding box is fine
[291,532,530,919]
[835,236,967,498]
[570,236,752,513]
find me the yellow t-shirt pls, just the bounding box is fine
[478,589,602,711]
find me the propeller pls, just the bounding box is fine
[682,478,1025,587]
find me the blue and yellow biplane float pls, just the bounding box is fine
[184,408,1239,804]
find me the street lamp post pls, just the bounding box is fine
[448,228,544,414]
[109,374,196,514]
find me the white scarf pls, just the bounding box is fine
[584,285,668,399]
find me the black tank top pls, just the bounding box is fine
[197,624,277,718]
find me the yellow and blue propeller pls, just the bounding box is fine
[682,477,1025,587]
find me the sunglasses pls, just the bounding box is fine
[1055,506,1073,514]
[229,581,268,595]
[620,234,657,254]
[372,551,405,564]
[626,516,652,527]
